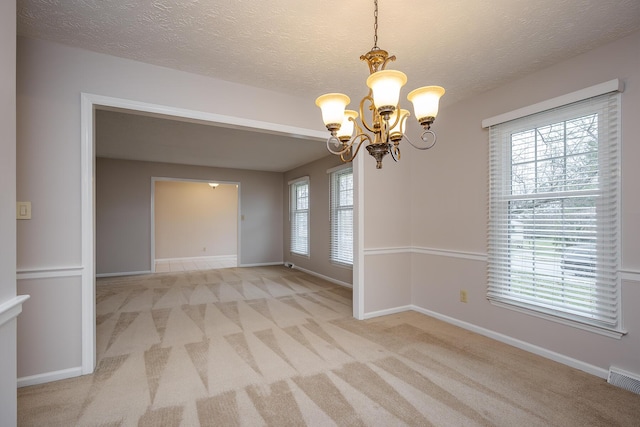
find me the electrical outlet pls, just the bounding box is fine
[460,290,468,303]
[203,247,206,252]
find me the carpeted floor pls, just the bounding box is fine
[18,266,640,426]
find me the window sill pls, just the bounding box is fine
[489,299,627,339]
[330,261,353,270]
[289,252,310,259]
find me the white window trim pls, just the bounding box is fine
[482,79,623,128]
[289,176,310,257]
[483,80,625,338]
[326,163,352,175]
[328,165,354,267]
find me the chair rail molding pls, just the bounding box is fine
[16,266,83,280]
[0,295,30,328]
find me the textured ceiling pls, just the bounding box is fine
[17,0,640,171]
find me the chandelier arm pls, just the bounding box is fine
[358,94,378,134]
[404,129,438,150]
[390,143,401,162]
[342,133,371,162]
[326,135,353,155]
[380,55,396,71]
[351,133,372,159]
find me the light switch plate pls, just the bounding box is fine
[16,202,31,220]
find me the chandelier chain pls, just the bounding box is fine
[373,0,378,49]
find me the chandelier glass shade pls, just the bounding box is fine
[315,0,445,169]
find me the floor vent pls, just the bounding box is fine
[607,367,640,394]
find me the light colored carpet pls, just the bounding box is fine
[18,266,640,426]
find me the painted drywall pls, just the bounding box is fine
[97,158,280,275]
[0,1,18,423]
[17,36,321,270]
[361,149,413,313]
[283,155,353,285]
[154,180,238,260]
[16,277,82,378]
[16,36,316,380]
[410,30,640,375]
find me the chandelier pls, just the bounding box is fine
[315,0,445,169]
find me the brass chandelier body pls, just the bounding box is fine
[315,0,445,169]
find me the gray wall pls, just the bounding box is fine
[97,158,282,275]
[0,1,18,424]
[283,155,353,285]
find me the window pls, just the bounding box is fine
[289,177,309,256]
[487,91,622,335]
[330,167,353,265]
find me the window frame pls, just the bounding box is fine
[289,176,310,257]
[329,165,354,267]
[484,84,624,338]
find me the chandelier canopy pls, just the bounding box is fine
[315,0,445,169]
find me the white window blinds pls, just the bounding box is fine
[289,177,309,256]
[487,91,622,334]
[330,167,353,265]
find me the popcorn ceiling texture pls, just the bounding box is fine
[17,0,640,104]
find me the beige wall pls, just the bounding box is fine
[155,180,238,260]
[96,158,281,275]
[283,155,353,285]
[0,0,18,423]
[409,30,640,375]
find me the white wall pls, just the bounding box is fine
[16,36,321,381]
[155,180,238,260]
[410,30,640,376]
[0,1,19,424]
[283,154,353,285]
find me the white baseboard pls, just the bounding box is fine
[362,305,412,319]
[238,261,283,268]
[18,366,83,388]
[96,270,152,278]
[359,302,607,379]
[290,265,353,289]
[155,255,236,263]
[411,305,609,379]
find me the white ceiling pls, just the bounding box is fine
[95,108,329,172]
[17,0,640,172]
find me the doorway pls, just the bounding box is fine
[81,93,362,377]
[152,178,240,273]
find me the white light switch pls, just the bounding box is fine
[16,202,31,220]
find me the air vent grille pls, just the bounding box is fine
[608,367,640,394]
